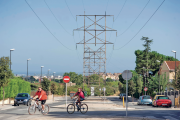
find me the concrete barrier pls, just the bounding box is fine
[0,98,14,105]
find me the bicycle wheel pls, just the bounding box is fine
[67,104,75,114]
[41,104,50,115]
[28,104,36,115]
[80,104,88,114]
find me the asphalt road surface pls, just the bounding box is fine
[0,96,179,120]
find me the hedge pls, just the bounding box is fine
[0,77,31,100]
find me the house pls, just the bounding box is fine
[159,61,180,82]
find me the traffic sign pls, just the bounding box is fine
[63,76,70,83]
[122,70,132,80]
[144,87,148,91]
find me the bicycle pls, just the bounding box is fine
[67,97,88,114]
[28,99,50,115]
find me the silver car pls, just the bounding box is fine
[137,95,152,105]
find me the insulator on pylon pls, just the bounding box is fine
[113,17,114,22]
[113,44,114,50]
[116,32,117,37]
[76,44,77,50]
[76,16,77,21]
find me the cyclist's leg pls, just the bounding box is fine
[41,100,46,111]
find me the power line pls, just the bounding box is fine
[115,0,127,21]
[115,0,165,50]
[106,0,109,11]
[44,0,72,36]
[82,0,85,11]
[64,0,76,21]
[25,0,73,51]
[43,0,82,66]
[108,0,127,44]
[117,0,150,37]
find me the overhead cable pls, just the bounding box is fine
[25,0,73,51]
[44,0,72,36]
[115,0,165,50]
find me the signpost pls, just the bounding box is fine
[63,76,70,106]
[122,70,132,117]
[103,87,106,104]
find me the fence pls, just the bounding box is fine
[156,90,180,106]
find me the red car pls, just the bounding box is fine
[153,96,172,107]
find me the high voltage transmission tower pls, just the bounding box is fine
[74,12,117,90]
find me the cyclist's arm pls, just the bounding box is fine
[71,93,77,99]
[32,91,37,99]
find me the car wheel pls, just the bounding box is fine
[14,103,16,106]
[17,104,19,106]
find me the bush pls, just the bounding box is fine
[0,77,31,100]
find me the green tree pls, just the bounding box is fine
[0,57,13,106]
[137,76,142,96]
[30,84,38,90]
[63,72,83,85]
[41,78,50,94]
[106,78,113,82]
[50,82,58,101]
[171,65,180,90]
[128,80,136,101]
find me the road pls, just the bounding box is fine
[0,96,179,120]
[107,96,180,120]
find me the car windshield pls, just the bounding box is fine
[143,96,151,99]
[16,93,28,97]
[158,97,169,99]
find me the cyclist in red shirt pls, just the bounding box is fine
[32,87,47,112]
[71,88,84,111]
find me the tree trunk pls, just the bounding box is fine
[2,87,4,106]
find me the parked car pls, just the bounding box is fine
[119,93,126,99]
[14,93,32,106]
[152,96,172,107]
[137,95,152,105]
[152,95,164,106]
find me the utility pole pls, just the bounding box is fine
[74,12,117,89]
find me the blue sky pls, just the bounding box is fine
[0,0,180,76]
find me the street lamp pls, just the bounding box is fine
[48,69,50,79]
[10,49,15,71]
[53,72,56,82]
[172,50,176,107]
[27,58,31,81]
[41,66,44,81]
[156,60,160,93]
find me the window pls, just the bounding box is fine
[143,96,151,99]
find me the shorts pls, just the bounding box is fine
[36,98,46,105]
[80,98,85,101]
[41,100,46,105]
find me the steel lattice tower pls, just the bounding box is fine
[74,12,117,89]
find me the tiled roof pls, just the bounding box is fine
[165,61,180,70]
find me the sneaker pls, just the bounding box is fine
[42,110,45,113]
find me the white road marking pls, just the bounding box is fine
[164,116,179,120]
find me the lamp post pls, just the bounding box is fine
[53,72,56,82]
[172,50,176,107]
[156,60,160,93]
[48,69,50,80]
[41,66,44,81]
[27,58,31,81]
[10,49,15,71]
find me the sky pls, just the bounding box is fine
[0,0,180,76]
